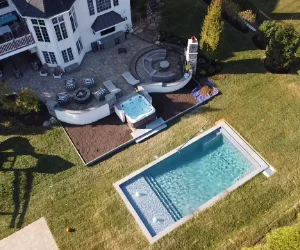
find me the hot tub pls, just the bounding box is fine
[121,95,156,128]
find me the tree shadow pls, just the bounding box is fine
[0,137,75,229]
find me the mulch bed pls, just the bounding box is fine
[151,80,198,120]
[64,80,200,164]
[63,114,132,163]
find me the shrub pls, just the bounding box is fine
[223,0,240,20]
[15,88,40,114]
[200,0,224,59]
[265,23,299,72]
[243,214,300,250]
[239,10,256,24]
[258,20,282,46]
[1,88,40,114]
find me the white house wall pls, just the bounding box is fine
[0,1,15,16]
[22,0,132,69]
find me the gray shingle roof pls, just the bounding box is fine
[11,0,76,18]
[91,11,125,32]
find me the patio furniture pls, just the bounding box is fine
[93,88,107,101]
[160,60,170,69]
[40,64,49,77]
[84,77,95,88]
[118,48,127,54]
[53,66,63,79]
[65,78,76,91]
[57,92,69,105]
[103,80,122,97]
[122,71,140,86]
[10,22,20,35]
[73,87,91,104]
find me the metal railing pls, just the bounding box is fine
[0,33,36,56]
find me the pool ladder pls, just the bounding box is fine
[144,174,182,221]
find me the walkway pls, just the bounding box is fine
[0,217,58,250]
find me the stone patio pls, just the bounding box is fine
[4,36,152,109]
[0,217,58,250]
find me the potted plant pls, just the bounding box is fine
[185,63,192,74]
[53,66,63,79]
[125,24,133,40]
[40,63,49,77]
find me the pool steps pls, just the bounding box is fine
[131,118,167,143]
[144,174,182,221]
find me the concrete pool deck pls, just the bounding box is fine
[114,120,274,244]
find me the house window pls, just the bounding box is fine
[61,48,74,63]
[113,0,119,7]
[76,37,83,54]
[87,0,95,15]
[69,6,78,32]
[96,0,111,13]
[100,26,115,36]
[52,15,68,41]
[0,0,9,9]
[31,19,50,42]
[42,51,57,64]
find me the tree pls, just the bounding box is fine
[258,20,282,47]
[265,23,299,72]
[200,0,224,59]
[243,214,300,250]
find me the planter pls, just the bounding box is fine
[40,71,48,77]
[53,73,63,79]
[252,35,266,50]
[264,59,291,74]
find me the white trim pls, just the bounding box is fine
[114,121,274,244]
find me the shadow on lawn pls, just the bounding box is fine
[0,137,74,229]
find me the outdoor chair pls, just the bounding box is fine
[93,88,107,101]
[122,71,140,86]
[65,78,76,91]
[57,92,69,105]
[103,80,122,98]
[40,64,49,77]
[53,66,63,79]
[84,77,95,88]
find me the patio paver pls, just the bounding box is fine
[0,217,58,250]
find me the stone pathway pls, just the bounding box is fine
[0,217,58,250]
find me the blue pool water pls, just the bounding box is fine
[120,130,254,237]
[121,95,154,121]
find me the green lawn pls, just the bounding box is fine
[1,1,300,249]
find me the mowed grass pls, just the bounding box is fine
[250,0,300,32]
[1,1,300,249]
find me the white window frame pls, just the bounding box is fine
[31,19,50,43]
[42,51,57,64]
[76,37,83,55]
[96,0,111,13]
[87,0,95,15]
[52,15,68,41]
[61,47,74,63]
[69,6,78,32]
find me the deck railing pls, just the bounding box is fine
[0,33,36,56]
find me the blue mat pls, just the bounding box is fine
[191,80,219,104]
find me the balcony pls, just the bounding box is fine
[0,25,36,59]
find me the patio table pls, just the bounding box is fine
[160,60,170,69]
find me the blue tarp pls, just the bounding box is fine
[0,13,17,26]
[191,80,220,104]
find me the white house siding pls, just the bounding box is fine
[4,0,132,69]
[0,1,15,16]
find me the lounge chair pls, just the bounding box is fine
[93,88,107,101]
[122,71,140,86]
[103,80,122,97]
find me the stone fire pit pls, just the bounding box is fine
[73,87,91,104]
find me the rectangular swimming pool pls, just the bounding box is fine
[114,121,272,243]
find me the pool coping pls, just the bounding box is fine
[113,121,273,244]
